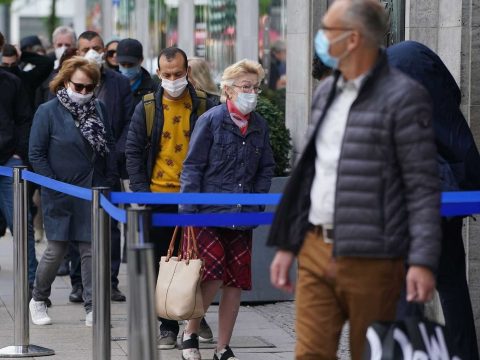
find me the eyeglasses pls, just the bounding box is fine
[69,81,96,93]
[106,50,117,58]
[232,84,262,94]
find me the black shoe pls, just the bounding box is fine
[111,286,126,302]
[69,284,83,303]
[213,345,237,360]
[199,317,213,342]
[56,260,70,276]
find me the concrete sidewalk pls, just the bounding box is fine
[0,232,295,359]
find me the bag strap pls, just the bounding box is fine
[143,92,156,139]
[166,226,179,261]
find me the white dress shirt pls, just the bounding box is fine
[308,75,365,226]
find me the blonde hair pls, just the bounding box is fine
[188,57,219,95]
[49,56,100,93]
[220,59,265,103]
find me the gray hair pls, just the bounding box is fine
[342,0,388,47]
[52,26,76,45]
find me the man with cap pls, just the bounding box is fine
[117,38,156,106]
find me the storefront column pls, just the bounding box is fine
[178,0,195,57]
[235,0,259,62]
[135,0,149,58]
[285,0,326,160]
[102,0,113,41]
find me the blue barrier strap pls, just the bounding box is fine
[152,212,274,226]
[0,165,13,178]
[110,192,282,205]
[22,170,92,201]
[100,194,127,223]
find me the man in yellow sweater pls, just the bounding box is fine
[126,47,214,349]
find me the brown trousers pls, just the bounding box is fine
[295,230,404,360]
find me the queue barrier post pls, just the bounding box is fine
[126,208,157,360]
[92,187,111,360]
[0,166,54,357]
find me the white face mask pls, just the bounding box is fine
[66,87,93,105]
[161,75,188,98]
[234,92,258,115]
[84,49,104,67]
[55,45,67,60]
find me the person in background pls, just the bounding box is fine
[180,59,275,360]
[126,46,214,350]
[51,26,76,70]
[104,39,119,72]
[268,40,286,90]
[188,57,220,106]
[312,53,332,82]
[28,56,117,327]
[388,40,480,360]
[0,31,38,289]
[116,38,156,106]
[268,1,441,359]
[1,43,54,110]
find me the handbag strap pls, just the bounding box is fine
[166,226,179,260]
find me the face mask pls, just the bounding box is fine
[161,75,188,98]
[66,87,94,105]
[314,30,351,69]
[84,49,104,67]
[234,92,257,115]
[119,64,141,81]
[55,45,67,60]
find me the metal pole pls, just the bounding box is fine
[0,166,54,357]
[92,187,111,360]
[126,209,157,360]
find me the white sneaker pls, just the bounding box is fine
[29,299,52,325]
[85,311,93,327]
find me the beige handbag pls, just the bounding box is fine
[155,226,205,320]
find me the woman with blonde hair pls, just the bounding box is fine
[28,56,116,327]
[188,57,220,105]
[179,59,275,360]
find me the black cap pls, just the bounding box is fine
[117,38,143,64]
[20,35,42,50]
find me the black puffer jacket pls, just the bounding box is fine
[267,51,442,271]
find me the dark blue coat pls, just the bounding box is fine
[180,104,275,218]
[387,41,480,191]
[29,98,117,242]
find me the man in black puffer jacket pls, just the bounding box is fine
[268,1,441,359]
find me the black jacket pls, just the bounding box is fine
[131,67,157,106]
[267,51,442,271]
[387,41,480,191]
[0,68,32,165]
[126,83,214,192]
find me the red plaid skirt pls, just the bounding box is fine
[184,227,253,290]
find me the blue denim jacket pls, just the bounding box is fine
[180,103,275,218]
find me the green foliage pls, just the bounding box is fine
[0,0,14,4]
[256,96,292,176]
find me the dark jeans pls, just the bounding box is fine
[0,157,38,285]
[397,217,479,360]
[150,204,180,334]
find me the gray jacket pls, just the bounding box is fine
[267,51,442,271]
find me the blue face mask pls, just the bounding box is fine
[119,64,141,81]
[314,30,351,69]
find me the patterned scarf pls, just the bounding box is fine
[227,100,250,135]
[56,87,108,156]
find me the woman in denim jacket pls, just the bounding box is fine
[179,59,275,360]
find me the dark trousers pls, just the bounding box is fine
[149,204,180,334]
[397,217,479,360]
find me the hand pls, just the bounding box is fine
[406,265,436,303]
[270,250,295,293]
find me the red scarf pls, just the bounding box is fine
[227,100,250,135]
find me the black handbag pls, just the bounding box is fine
[363,305,462,360]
